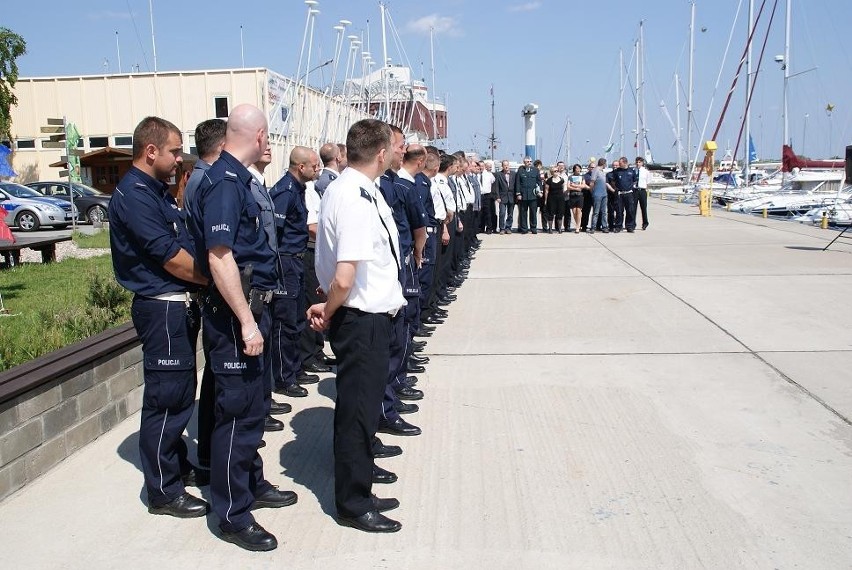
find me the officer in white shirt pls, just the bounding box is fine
[634,156,650,230]
[307,119,405,534]
[478,160,497,233]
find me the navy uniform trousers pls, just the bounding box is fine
[133,295,200,507]
[382,254,418,419]
[298,247,326,367]
[417,228,438,320]
[270,256,306,389]
[330,306,392,517]
[202,298,274,533]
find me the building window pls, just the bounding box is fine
[16,139,35,149]
[114,135,133,147]
[94,165,120,185]
[1,141,10,149]
[214,96,229,118]
[89,136,109,148]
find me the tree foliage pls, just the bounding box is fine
[0,27,27,141]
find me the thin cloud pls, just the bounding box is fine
[406,14,462,37]
[508,2,542,12]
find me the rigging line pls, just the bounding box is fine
[605,46,636,154]
[731,0,779,166]
[384,10,413,71]
[690,0,744,179]
[710,0,768,143]
[126,0,151,71]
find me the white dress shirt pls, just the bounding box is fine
[316,167,405,314]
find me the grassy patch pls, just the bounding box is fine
[72,229,111,249]
[0,255,130,371]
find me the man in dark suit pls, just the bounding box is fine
[495,160,515,234]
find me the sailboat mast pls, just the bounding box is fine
[619,49,624,158]
[639,20,647,160]
[430,26,438,143]
[687,0,695,177]
[634,37,640,156]
[380,2,392,124]
[149,0,158,72]
[675,72,683,172]
[744,0,754,181]
[490,86,496,162]
[782,0,791,148]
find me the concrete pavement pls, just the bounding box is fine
[1,200,850,569]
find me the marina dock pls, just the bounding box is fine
[1,200,850,569]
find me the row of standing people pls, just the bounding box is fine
[108,108,476,552]
[485,156,651,234]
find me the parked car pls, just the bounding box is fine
[0,182,78,231]
[26,181,111,224]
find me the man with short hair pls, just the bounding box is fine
[184,118,226,475]
[589,158,610,234]
[183,119,226,209]
[634,156,650,230]
[315,142,342,196]
[609,156,637,232]
[307,118,405,533]
[377,132,425,442]
[337,143,348,170]
[186,104,296,552]
[479,160,497,233]
[514,156,540,234]
[109,116,210,520]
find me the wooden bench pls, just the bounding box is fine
[0,236,72,267]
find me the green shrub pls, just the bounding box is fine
[0,256,131,371]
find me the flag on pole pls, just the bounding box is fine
[0,144,16,178]
[748,135,758,162]
[603,142,614,153]
[66,123,82,183]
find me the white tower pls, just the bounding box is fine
[522,103,539,160]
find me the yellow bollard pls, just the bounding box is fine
[726,202,731,211]
[698,189,711,216]
[762,207,768,219]
[821,212,829,229]
[677,195,684,203]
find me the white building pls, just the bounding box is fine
[6,67,371,190]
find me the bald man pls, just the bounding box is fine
[185,104,296,552]
[269,146,322,399]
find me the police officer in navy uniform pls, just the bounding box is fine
[416,147,444,327]
[376,129,425,444]
[184,104,296,552]
[314,142,341,196]
[308,118,406,533]
[269,146,320,399]
[246,144,293,431]
[109,116,210,519]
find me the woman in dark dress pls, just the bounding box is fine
[543,167,567,233]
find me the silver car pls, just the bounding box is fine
[0,182,78,231]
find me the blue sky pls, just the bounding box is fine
[5,0,851,164]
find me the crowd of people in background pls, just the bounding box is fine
[486,155,651,235]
